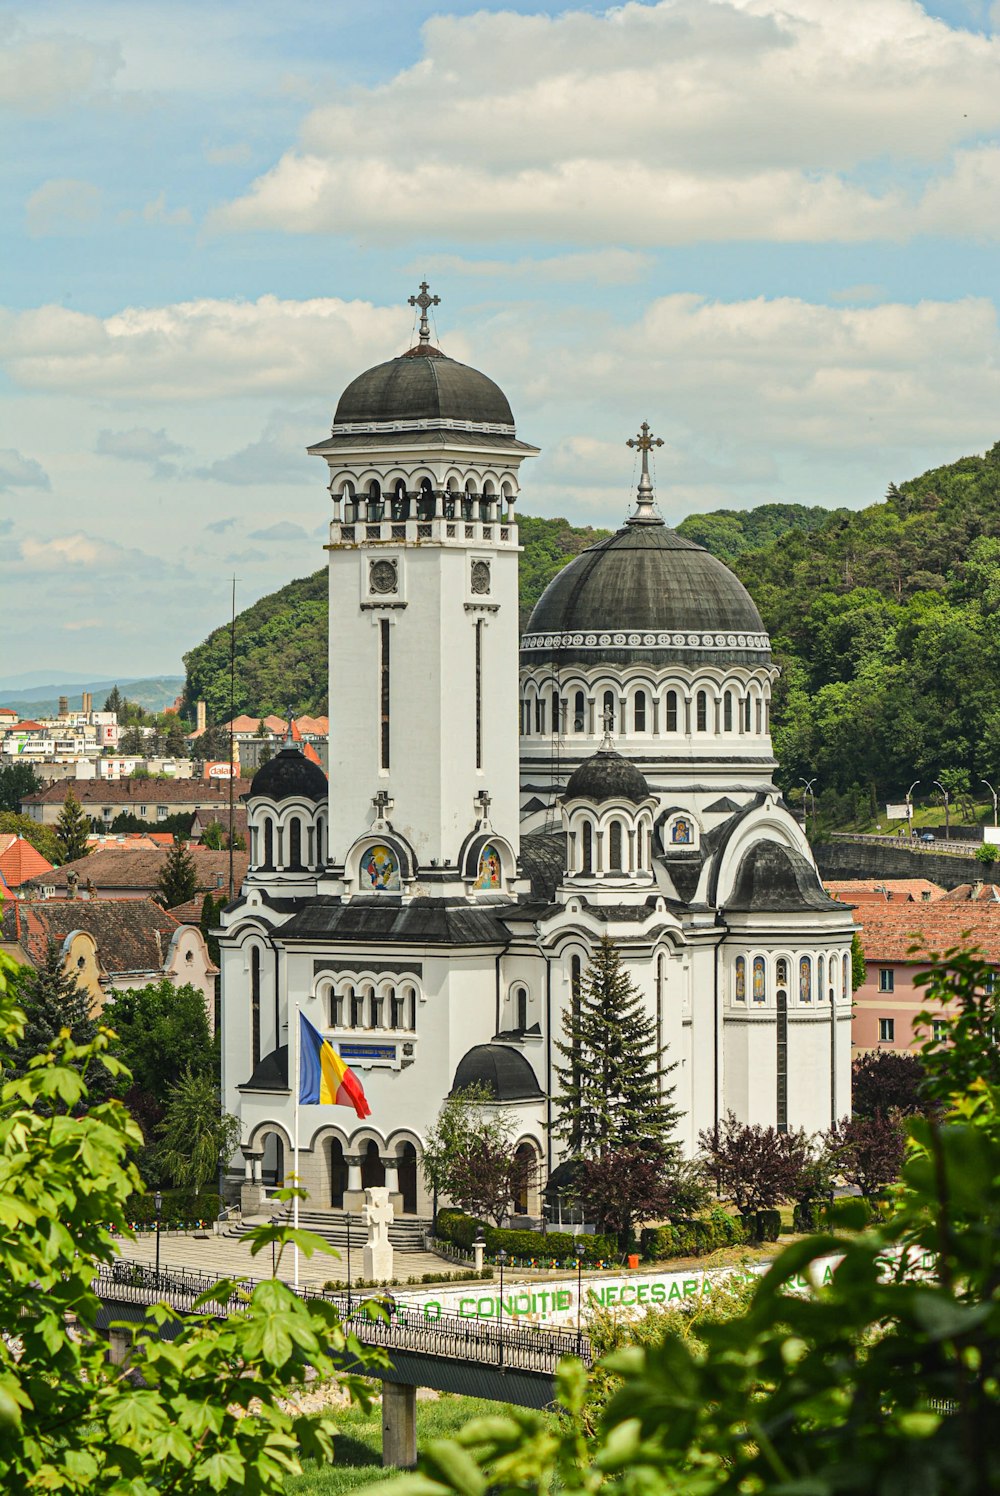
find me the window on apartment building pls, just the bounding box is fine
[139,806,147,817]
[878,1017,895,1043]
[157,806,168,819]
[878,968,894,992]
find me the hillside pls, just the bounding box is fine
[676,502,836,561]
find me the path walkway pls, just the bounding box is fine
[113,1220,454,1288]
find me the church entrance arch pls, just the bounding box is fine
[396,1141,418,1214]
[327,1138,347,1209]
[261,1131,284,1188]
[513,1142,537,1217]
[361,1140,385,1191]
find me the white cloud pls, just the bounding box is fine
[14,533,173,577]
[63,617,102,632]
[141,191,192,227]
[0,19,122,114]
[96,426,186,479]
[416,251,654,285]
[247,522,310,541]
[25,179,102,237]
[212,0,1000,246]
[0,448,50,492]
[205,516,239,534]
[0,295,406,401]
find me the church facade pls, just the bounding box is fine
[219,290,854,1219]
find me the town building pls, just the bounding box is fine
[0,834,53,892]
[1,897,216,1025]
[20,776,252,828]
[218,289,855,1219]
[19,846,249,902]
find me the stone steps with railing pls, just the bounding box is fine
[228,1208,433,1255]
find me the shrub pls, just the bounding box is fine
[976,843,999,865]
[756,1208,781,1242]
[434,1209,617,1264]
[124,1190,221,1227]
[640,1207,749,1261]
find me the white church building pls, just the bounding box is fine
[219,288,854,1219]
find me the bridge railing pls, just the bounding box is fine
[95,1261,592,1372]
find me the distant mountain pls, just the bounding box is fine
[0,676,185,717]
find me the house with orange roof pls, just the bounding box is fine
[825,878,944,904]
[0,835,54,889]
[851,896,1000,1053]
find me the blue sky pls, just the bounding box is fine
[3,0,1000,681]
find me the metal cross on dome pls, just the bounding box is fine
[408,281,440,345]
[626,420,664,520]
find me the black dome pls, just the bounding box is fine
[450,1044,544,1101]
[521,521,769,669]
[249,748,327,803]
[334,346,514,430]
[726,841,837,913]
[564,749,651,805]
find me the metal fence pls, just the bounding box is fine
[94,1260,592,1374]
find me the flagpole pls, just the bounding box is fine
[293,997,300,1290]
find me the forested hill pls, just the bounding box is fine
[676,502,834,560]
[740,442,1000,811]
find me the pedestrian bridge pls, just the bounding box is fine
[94,1258,591,1459]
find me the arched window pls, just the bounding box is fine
[602,689,616,734]
[634,690,647,733]
[777,988,788,1132]
[582,821,593,874]
[609,820,623,871]
[842,952,850,998]
[389,986,403,1027]
[696,691,708,732]
[756,699,763,734]
[250,945,261,1067]
[570,955,582,1092]
[350,986,364,1027]
[370,989,383,1029]
[551,690,561,733]
[776,957,788,985]
[800,956,812,1003]
[514,986,528,1031]
[818,954,826,1000]
[315,814,326,868]
[744,696,752,731]
[288,816,302,870]
[665,690,678,732]
[330,987,344,1027]
[573,690,586,732]
[724,691,733,732]
[753,956,766,1002]
[263,819,273,869]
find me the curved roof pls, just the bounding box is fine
[450,1043,544,1101]
[240,1045,289,1092]
[249,748,327,804]
[725,841,838,913]
[333,345,514,431]
[564,748,651,805]
[521,520,769,669]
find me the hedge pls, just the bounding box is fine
[435,1210,618,1264]
[640,1207,749,1261]
[124,1191,222,1227]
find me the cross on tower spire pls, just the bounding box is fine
[408,281,440,345]
[626,420,664,524]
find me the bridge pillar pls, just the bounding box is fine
[381,1380,417,1469]
[107,1327,132,1366]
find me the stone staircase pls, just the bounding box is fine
[228,1208,433,1255]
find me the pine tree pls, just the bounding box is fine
[554,934,680,1157]
[6,942,99,1086]
[157,837,198,908]
[55,789,91,863]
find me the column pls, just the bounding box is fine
[383,1156,401,1211]
[382,1381,417,1469]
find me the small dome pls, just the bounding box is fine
[241,1045,289,1092]
[334,346,514,430]
[450,1043,544,1101]
[522,521,768,669]
[564,748,651,805]
[726,841,836,913]
[249,748,327,803]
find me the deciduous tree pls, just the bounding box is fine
[698,1112,810,1215]
[828,1111,907,1199]
[572,1150,708,1251]
[851,1048,926,1120]
[0,762,41,814]
[156,1065,240,1193]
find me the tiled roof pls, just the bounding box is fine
[0,836,53,888]
[296,715,328,735]
[825,878,945,903]
[302,742,322,766]
[854,899,1000,963]
[20,846,249,897]
[939,883,1000,902]
[23,776,252,807]
[5,897,183,976]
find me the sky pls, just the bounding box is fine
[3,0,1000,682]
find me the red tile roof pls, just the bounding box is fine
[0,836,53,888]
[939,883,1000,902]
[23,776,251,807]
[825,878,944,901]
[2,898,186,976]
[19,846,249,898]
[853,898,1000,963]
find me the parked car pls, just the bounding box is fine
[919,831,935,843]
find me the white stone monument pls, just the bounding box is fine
[362,1186,394,1281]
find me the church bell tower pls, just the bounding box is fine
[308,286,539,900]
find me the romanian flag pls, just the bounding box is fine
[299,1012,371,1118]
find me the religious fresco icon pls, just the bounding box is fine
[474,842,502,890]
[362,844,400,892]
[671,817,693,845]
[735,956,746,1001]
[800,955,812,1002]
[753,956,766,1002]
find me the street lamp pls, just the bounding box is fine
[153,1190,162,1288]
[933,780,951,839]
[496,1249,508,1366]
[982,779,999,832]
[575,1244,585,1356]
[346,1211,353,1314]
[799,778,817,838]
[906,780,920,836]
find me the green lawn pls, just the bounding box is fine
[285,1394,512,1494]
